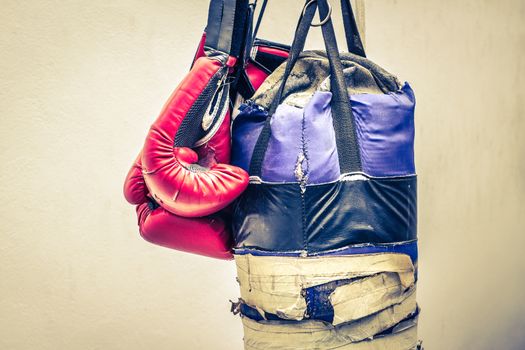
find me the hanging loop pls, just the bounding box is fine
[303,0,332,27]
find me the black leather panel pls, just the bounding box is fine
[232,176,417,252]
[232,183,305,251]
[305,177,417,251]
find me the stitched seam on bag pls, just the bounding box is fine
[301,186,307,252]
[301,110,308,252]
[302,109,310,187]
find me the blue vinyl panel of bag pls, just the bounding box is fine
[231,0,417,258]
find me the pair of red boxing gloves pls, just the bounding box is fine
[123,0,289,259]
[123,53,250,260]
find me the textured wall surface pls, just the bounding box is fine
[0,0,524,349]
[365,1,525,349]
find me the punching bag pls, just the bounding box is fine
[230,1,421,348]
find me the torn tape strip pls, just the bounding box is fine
[235,253,415,321]
[241,288,418,342]
[242,311,419,350]
[330,274,415,325]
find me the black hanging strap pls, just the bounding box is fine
[317,0,361,172]
[229,0,250,58]
[249,0,362,177]
[248,0,366,57]
[229,2,256,100]
[204,0,249,56]
[249,1,317,177]
[204,0,224,51]
[340,0,366,57]
[252,0,268,43]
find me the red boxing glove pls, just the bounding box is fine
[124,153,233,260]
[142,57,249,218]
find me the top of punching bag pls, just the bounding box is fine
[251,50,402,110]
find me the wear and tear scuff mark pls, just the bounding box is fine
[242,313,419,350]
[330,272,415,325]
[253,52,401,111]
[305,278,353,323]
[238,275,417,327]
[234,253,415,321]
[294,107,310,192]
[294,152,307,185]
[239,287,418,344]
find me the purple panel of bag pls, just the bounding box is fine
[232,83,416,183]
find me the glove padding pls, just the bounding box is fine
[124,152,233,260]
[142,57,249,218]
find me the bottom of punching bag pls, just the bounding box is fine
[232,251,421,349]
[242,315,419,350]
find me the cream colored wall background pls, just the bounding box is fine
[364,1,525,349]
[0,0,523,349]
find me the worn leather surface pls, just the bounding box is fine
[233,175,417,252]
[353,83,416,176]
[123,152,233,259]
[233,92,340,183]
[232,85,416,182]
[122,38,292,259]
[135,201,233,259]
[141,57,249,217]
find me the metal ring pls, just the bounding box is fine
[302,0,332,27]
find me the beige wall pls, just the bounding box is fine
[365,1,525,349]
[0,1,523,349]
